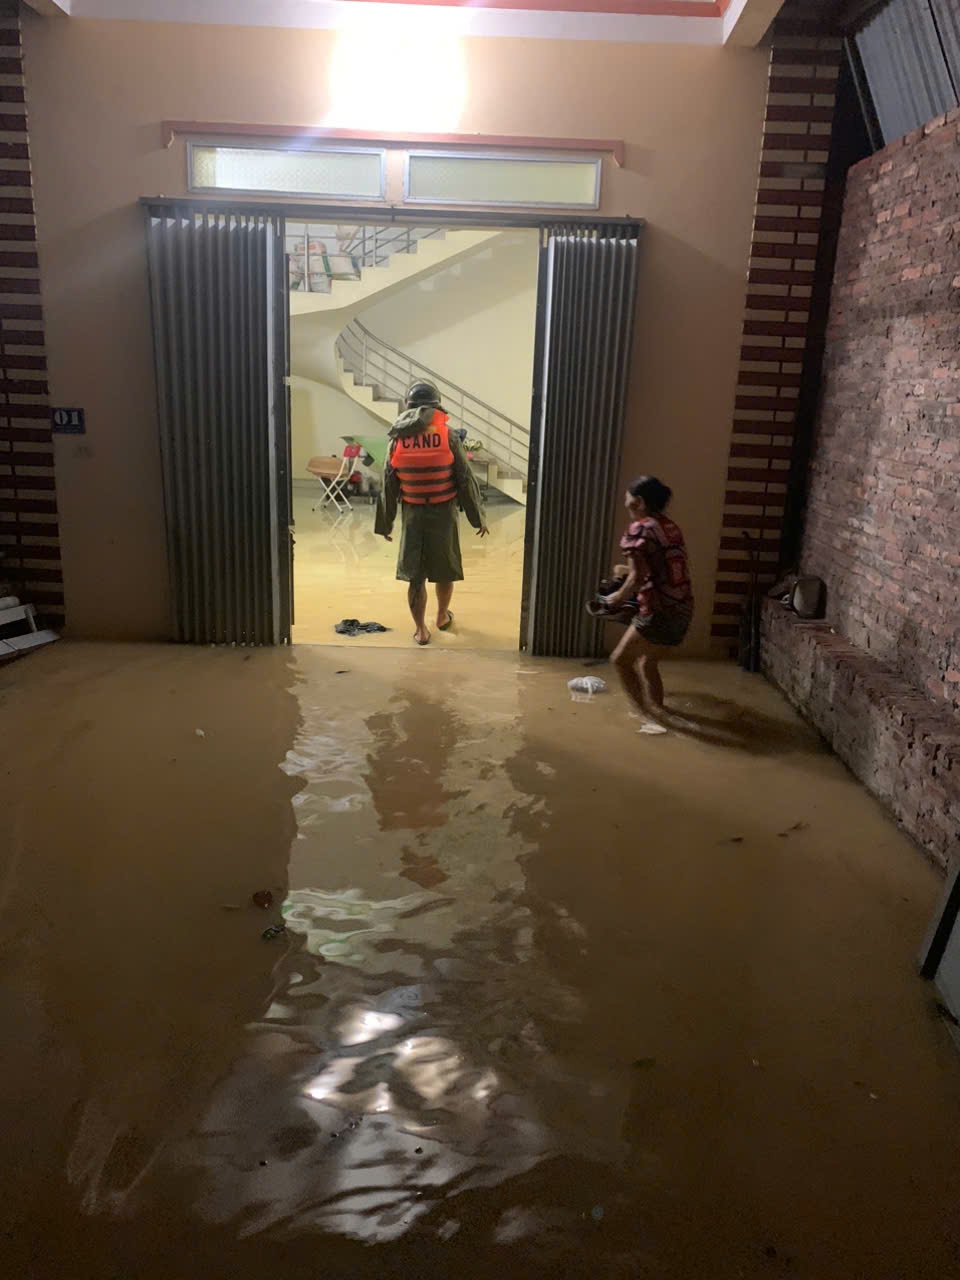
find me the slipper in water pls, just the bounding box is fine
[414,631,431,647]
[637,722,668,735]
[438,612,454,632]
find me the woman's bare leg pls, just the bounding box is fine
[639,654,664,710]
[613,628,668,720]
[612,628,650,716]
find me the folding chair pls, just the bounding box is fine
[308,443,362,513]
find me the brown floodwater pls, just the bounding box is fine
[1,642,959,1279]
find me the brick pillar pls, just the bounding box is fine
[0,0,62,628]
[710,0,842,649]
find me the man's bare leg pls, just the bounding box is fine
[436,581,454,630]
[408,580,430,645]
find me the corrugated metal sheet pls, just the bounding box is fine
[931,0,960,91]
[524,223,641,658]
[145,205,292,645]
[856,0,958,144]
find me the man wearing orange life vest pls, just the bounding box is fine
[375,380,489,646]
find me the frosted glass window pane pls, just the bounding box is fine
[190,146,384,198]
[407,154,599,207]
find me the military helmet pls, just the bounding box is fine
[405,380,442,409]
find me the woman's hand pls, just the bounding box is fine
[477,525,490,538]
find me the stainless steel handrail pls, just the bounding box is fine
[337,317,529,481]
[287,224,445,292]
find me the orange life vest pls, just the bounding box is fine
[391,411,457,506]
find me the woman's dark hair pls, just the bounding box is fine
[629,475,672,514]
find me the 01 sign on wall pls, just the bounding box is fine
[51,408,85,435]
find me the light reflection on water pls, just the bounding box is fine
[175,669,629,1245]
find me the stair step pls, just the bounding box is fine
[0,602,34,628]
[1,628,59,655]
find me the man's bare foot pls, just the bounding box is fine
[414,627,431,646]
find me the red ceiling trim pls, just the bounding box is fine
[162,122,627,168]
[319,0,726,11]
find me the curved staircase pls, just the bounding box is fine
[336,318,529,505]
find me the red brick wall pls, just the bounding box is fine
[0,0,62,627]
[762,601,958,870]
[801,111,960,712]
[710,2,842,645]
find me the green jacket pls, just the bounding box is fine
[374,406,486,538]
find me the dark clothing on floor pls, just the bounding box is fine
[334,619,390,636]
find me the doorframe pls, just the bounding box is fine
[142,197,644,650]
[142,195,642,233]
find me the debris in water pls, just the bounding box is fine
[637,722,668,735]
[936,1000,959,1027]
[221,904,242,911]
[591,1205,605,1222]
[720,835,745,845]
[777,821,809,838]
[764,1245,778,1260]
[334,618,389,636]
[328,1115,363,1141]
[262,923,286,941]
[336,670,349,675]
[414,1146,424,1154]
[195,728,206,738]
[252,890,274,910]
[632,1057,657,1070]
[568,676,607,702]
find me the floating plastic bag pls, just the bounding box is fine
[567,676,607,702]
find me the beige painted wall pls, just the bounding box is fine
[22,13,767,649]
[362,231,539,429]
[290,376,386,481]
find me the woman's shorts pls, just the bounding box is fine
[634,607,692,647]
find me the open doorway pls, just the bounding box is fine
[286,221,538,651]
[143,201,640,658]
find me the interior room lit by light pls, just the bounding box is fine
[325,8,468,133]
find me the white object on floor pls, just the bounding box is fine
[568,675,607,697]
[2,628,59,654]
[637,721,668,735]
[0,602,36,631]
[0,598,58,662]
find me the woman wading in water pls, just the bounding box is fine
[604,476,693,727]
